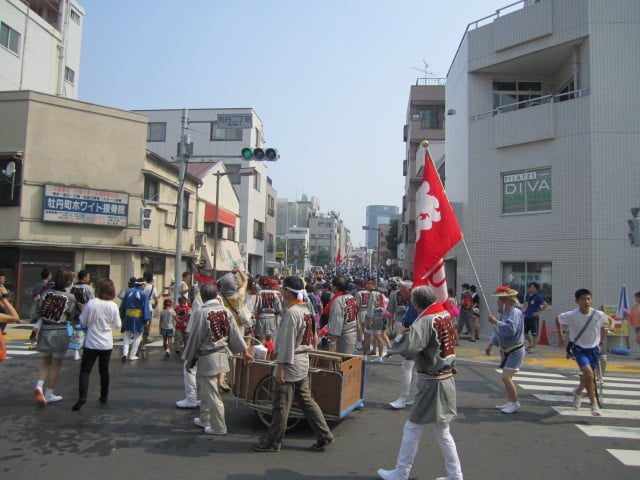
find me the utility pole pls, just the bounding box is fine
[174,109,189,304]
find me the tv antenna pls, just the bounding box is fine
[412,60,436,78]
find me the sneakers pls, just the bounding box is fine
[34,387,46,406]
[495,403,509,410]
[128,355,139,361]
[591,404,602,416]
[204,427,227,435]
[526,347,535,354]
[376,468,407,480]
[44,390,63,403]
[194,417,208,429]
[252,442,281,452]
[310,437,334,451]
[405,400,414,406]
[500,401,521,414]
[572,388,583,409]
[370,357,383,364]
[389,398,407,410]
[176,398,200,409]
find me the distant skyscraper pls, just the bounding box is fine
[365,205,399,249]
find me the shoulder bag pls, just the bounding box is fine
[565,311,596,359]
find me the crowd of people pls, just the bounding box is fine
[8,264,634,479]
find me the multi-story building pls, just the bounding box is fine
[446,0,640,339]
[264,177,278,275]
[276,194,320,235]
[400,80,446,278]
[132,108,273,276]
[0,91,244,315]
[1,0,83,98]
[364,205,399,251]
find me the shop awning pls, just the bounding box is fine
[204,204,236,227]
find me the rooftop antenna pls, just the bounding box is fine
[411,60,436,78]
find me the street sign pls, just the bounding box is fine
[217,114,252,129]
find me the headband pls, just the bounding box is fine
[285,286,305,301]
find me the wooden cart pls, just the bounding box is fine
[232,350,365,428]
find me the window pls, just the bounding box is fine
[267,234,274,252]
[493,81,542,112]
[210,121,242,141]
[0,22,20,55]
[147,122,166,142]
[64,66,75,84]
[253,170,261,191]
[144,175,159,202]
[502,262,552,305]
[267,195,275,217]
[182,194,190,228]
[253,220,264,240]
[502,168,551,214]
[70,9,81,24]
[557,78,576,102]
[419,107,443,129]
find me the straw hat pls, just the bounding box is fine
[492,286,518,298]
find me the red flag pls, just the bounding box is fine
[335,248,342,265]
[413,147,462,301]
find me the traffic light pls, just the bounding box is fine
[240,147,279,161]
[628,216,640,246]
[140,207,152,231]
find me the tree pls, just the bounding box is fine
[311,248,331,267]
[385,219,400,259]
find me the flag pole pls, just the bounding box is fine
[460,237,500,340]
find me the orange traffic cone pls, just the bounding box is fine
[538,320,549,346]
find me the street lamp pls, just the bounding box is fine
[362,225,381,279]
[213,167,255,278]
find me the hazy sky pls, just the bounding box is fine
[77,0,510,245]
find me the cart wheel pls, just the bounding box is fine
[253,375,302,430]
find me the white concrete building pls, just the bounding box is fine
[446,0,640,340]
[0,0,83,98]
[133,108,273,276]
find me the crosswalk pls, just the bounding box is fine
[2,338,166,360]
[506,368,640,467]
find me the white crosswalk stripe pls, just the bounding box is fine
[3,341,38,358]
[505,369,640,467]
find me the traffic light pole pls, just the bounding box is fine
[174,109,189,304]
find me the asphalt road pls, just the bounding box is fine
[1,338,638,480]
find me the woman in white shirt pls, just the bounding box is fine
[72,278,122,411]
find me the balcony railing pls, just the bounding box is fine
[470,88,589,122]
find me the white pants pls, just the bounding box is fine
[183,361,198,402]
[399,358,415,399]
[393,420,463,480]
[122,331,142,359]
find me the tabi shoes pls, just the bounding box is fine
[500,401,521,414]
[389,398,407,410]
[376,468,408,480]
[572,388,583,409]
[176,398,200,409]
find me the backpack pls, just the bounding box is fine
[461,292,473,309]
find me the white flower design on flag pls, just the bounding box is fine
[415,180,441,239]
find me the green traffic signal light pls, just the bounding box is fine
[240,147,278,160]
[241,148,253,160]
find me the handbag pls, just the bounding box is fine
[0,332,7,361]
[67,323,86,351]
[36,325,71,353]
[565,311,595,359]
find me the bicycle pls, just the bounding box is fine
[593,336,607,408]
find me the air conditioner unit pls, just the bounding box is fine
[196,232,208,247]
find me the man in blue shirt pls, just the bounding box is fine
[523,282,548,353]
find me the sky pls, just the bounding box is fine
[77,0,510,246]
